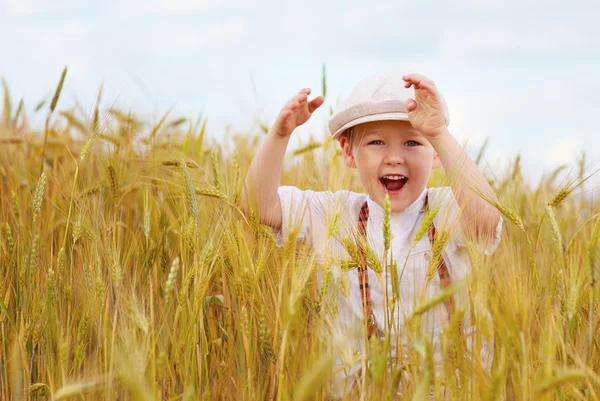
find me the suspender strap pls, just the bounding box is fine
[424,197,456,316]
[356,201,380,339]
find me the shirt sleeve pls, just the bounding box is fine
[275,186,352,248]
[429,186,503,255]
[274,186,316,246]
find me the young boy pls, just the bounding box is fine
[243,69,502,397]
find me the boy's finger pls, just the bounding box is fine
[308,96,325,113]
[286,99,301,111]
[402,73,430,84]
[299,88,311,95]
[288,94,307,106]
[404,74,436,91]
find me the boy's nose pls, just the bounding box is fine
[384,151,405,165]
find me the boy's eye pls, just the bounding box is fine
[405,140,419,147]
[369,140,384,145]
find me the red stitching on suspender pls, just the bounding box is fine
[357,201,380,339]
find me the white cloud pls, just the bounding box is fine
[438,20,596,62]
[62,20,90,36]
[545,136,582,167]
[0,0,49,15]
[117,0,255,15]
[118,0,216,14]
[142,19,246,53]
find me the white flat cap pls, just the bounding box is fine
[328,69,450,139]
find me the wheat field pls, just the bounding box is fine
[1,69,600,400]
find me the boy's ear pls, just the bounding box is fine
[432,151,442,169]
[339,135,357,168]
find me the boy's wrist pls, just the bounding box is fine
[267,129,293,144]
[425,128,453,148]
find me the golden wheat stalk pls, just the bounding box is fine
[80,133,98,163]
[180,159,198,218]
[98,133,120,147]
[107,165,118,202]
[211,151,220,190]
[195,188,227,200]
[162,160,199,168]
[81,183,104,197]
[412,206,439,246]
[11,191,21,226]
[492,200,525,231]
[359,237,382,274]
[4,223,14,255]
[410,281,465,318]
[590,217,600,288]
[545,204,563,252]
[165,257,180,301]
[0,138,23,144]
[383,193,391,254]
[327,208,341,239]
[293,141,322,156]
[534,369,586,395]
[49,67,67,114]
[548,187,574,208]
[31,172,46,226]
[341,237,361,267]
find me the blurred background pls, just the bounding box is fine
[1,0,598,181]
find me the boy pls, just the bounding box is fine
[243,69,502,397]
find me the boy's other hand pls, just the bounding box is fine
[402,74,448,139]
[271,88,324,138]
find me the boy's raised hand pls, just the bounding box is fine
[402,74,448,139]
[271,88,324,138]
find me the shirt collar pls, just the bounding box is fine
[365,188,427,223]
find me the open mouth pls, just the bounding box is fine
[379,174,408,194]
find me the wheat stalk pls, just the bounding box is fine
[165,256,180,301]
[31,172,46,226]
[327,208,341,240]
[383,192,391,254]
[180,159,199,218]
[359,237,382,274]
[11,191,21,226]
[211,151,220,190]
[293,141,322,156]
[412,206,439,246]
[545,204,563,252]
[548,187,574,208]
[590,217,600,288]
[4,223,14,255]
[49,67,67,113]
[80,134,98,162]
[492,200,525,231]
[195,188,227,200]
[534,369,586,394]
[107,165,118,202]
[342,237,361,267]
[410,281,465,318]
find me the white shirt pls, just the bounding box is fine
[276,185,502,396]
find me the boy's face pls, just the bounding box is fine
[339,120,441,213]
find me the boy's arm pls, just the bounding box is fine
[242,133,290,229]
[428,129,501,240]
[242,88,324,229]
[402,74,501,241]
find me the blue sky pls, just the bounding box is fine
[1,0,599,181]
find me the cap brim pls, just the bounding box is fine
[331,112,410,140]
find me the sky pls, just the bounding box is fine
[1,0,599,182]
